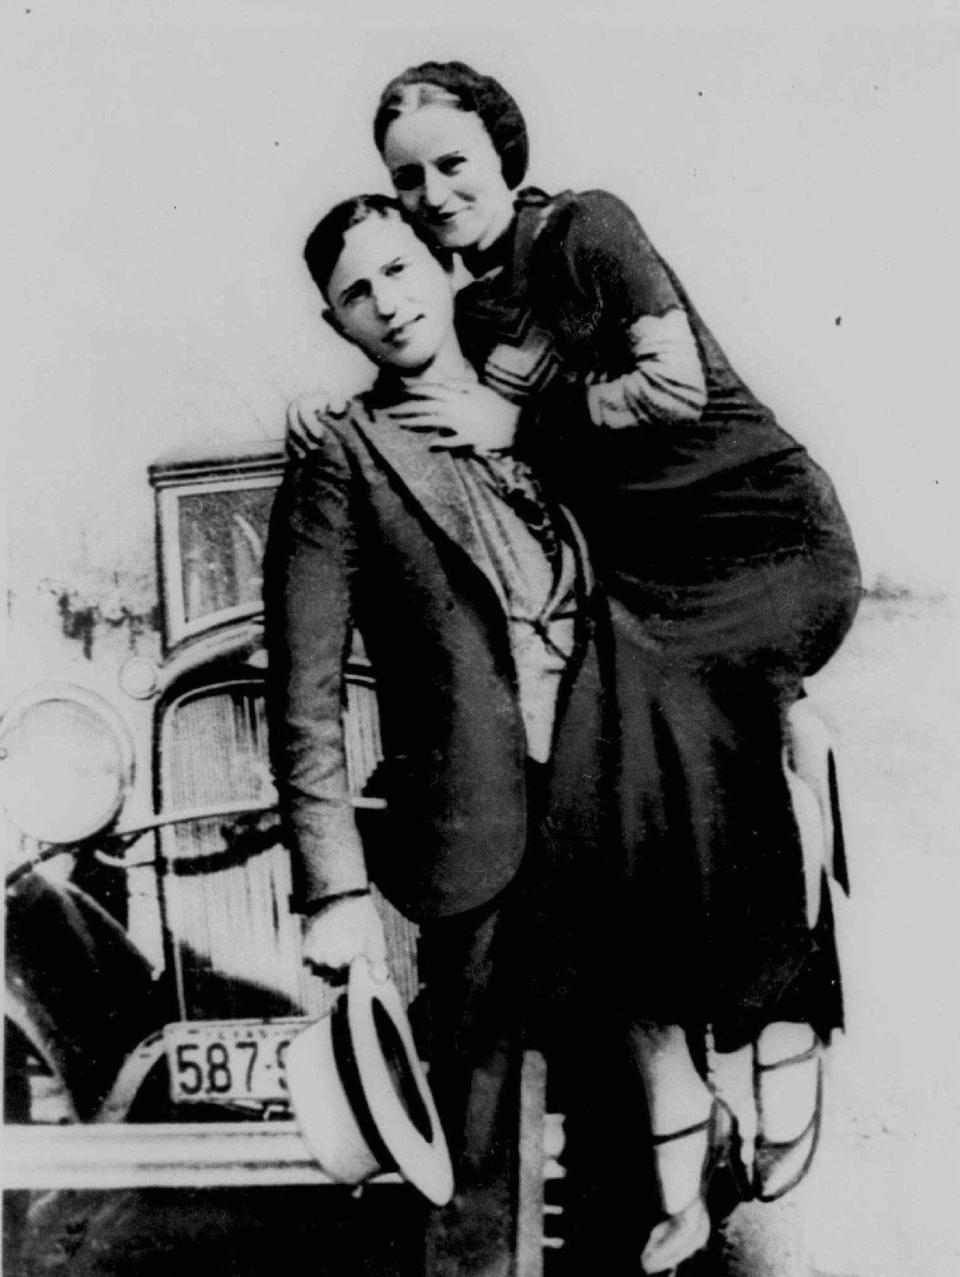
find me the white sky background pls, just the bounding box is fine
[2,0,959,606]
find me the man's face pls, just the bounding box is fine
[325,214,455,373]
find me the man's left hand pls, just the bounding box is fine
[301,895,388,983]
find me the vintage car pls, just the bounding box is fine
[1,441,563,1271]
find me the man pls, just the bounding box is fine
[265,195,612,1277]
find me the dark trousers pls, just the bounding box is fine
[416,886,529,1277]
[412,763,648,1277]
[413,764,556,1277]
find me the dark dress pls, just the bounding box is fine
[455,188,862,1051]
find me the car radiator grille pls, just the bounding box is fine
[159,679,418,1019]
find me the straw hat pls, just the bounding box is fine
[285,955,454,1206]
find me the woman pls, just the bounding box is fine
[290,61,861,1274]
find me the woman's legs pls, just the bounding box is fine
[707,1019,822,1201]
[630,1021,715,1273]
[753,1020,823,1201]
[755,1021,819,1142]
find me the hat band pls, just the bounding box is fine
[330,993,398,1173]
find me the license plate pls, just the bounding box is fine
[164,1018,311,1104]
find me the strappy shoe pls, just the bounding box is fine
[752,1039,823,1202]
[640,1113,717,1275]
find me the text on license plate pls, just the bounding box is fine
[164,1019,311,1103]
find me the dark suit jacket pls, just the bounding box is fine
[265,393,613,923]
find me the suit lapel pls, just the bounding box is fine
[352,402,507,607]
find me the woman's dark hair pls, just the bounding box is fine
[303,194,449,297]
[373,61,529,190]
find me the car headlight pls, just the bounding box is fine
[0,684,134,844]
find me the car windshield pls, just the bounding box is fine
[177,487,275,628]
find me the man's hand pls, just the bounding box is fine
[301,895,389,982]
[385,382,520,453]
[286,389,351,460]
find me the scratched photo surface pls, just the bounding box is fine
[2,3,959,1275]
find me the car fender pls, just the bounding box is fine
[5,871,163,1119]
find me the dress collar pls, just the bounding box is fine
[460,228,513,282]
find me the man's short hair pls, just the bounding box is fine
[303,195,449,299]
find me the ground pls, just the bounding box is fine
[5,592,959,1275]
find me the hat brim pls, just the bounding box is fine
[287,956,454,1207]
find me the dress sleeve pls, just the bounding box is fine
[264,425,369,911]
[543,190,707,430]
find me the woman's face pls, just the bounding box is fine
[382,104,515,254]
